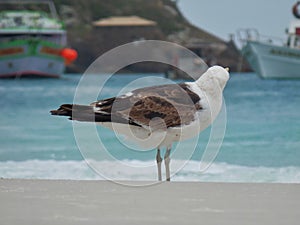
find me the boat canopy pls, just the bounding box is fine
[0,11,63,30]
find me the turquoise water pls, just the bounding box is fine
[0,73,300,182]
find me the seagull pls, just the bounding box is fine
[50,66,230,181]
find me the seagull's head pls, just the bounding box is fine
[197,66,230,91]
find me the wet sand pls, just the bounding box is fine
[0,179,299,225]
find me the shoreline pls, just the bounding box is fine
[1,179,299,225]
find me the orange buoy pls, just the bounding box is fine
[61,48,78,65]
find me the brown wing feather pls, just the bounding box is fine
[91,83,202,128]
[112,83,202,128]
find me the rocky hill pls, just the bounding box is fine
[52,0,248,73]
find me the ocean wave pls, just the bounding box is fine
[0,160,299,183]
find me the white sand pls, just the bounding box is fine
[0,179,299,225]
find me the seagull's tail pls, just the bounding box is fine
[50,104,74,117]
[50,104,107,122]
[51,104,141,126]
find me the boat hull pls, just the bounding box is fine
[241,41,300,79]
[0,38,65,78]
[0,56,64,78]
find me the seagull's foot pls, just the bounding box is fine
[156,149,163,181]
[164,148,171,182]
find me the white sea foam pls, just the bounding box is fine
[0,160,300,183]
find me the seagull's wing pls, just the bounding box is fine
[92,83,203,129]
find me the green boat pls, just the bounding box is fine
[0,0,76,78]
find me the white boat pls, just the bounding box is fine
[238,2,300,79]
[0,0,77,78]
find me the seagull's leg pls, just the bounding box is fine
[164,146,171,181]
[156,148,162,181]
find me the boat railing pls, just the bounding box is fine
[0,33,66,46]
[237,28,285,46]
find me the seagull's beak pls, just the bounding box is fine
[225,67,230,72]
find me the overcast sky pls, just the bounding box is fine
[178,0,296,42]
